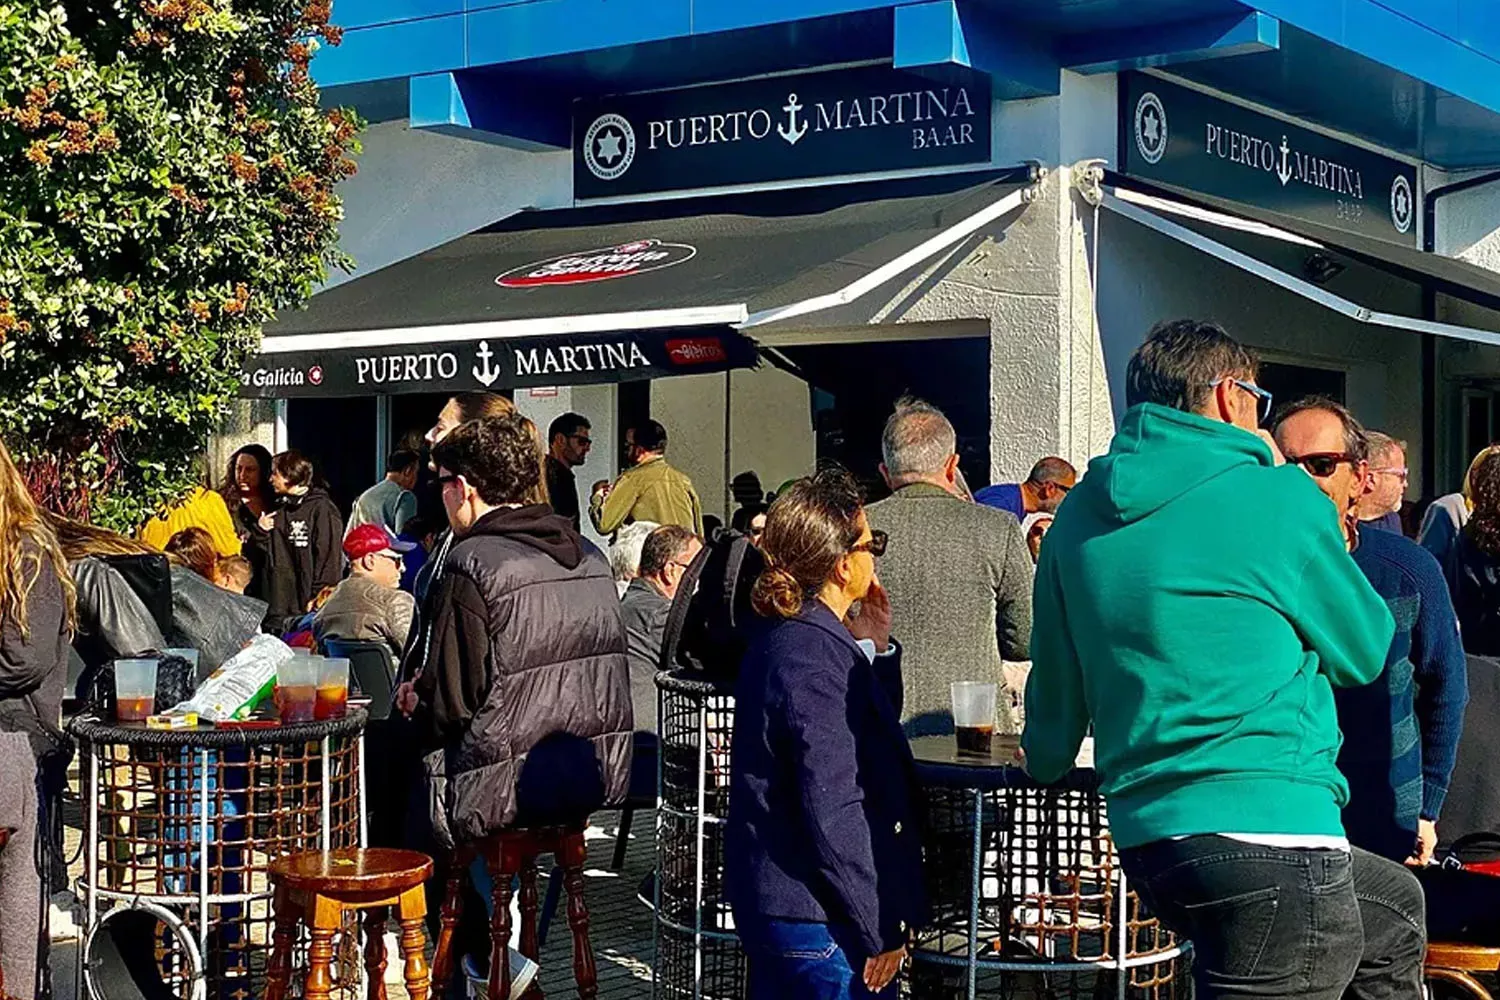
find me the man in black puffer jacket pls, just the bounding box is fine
[413,413,632,848]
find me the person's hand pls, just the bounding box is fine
[1255,429,1285,466]
[846,578,892,653]
[863,945,906,993]
[1407,819,1438,866]
[394,682,418,717]
[592,480,611,497]
[257,510,277,532]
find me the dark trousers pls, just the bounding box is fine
[1121,836,1425,1000]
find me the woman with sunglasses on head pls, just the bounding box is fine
[726,468,924,999]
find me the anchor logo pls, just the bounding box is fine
[472,341,500,387]
[1277,137,1293,187]
[778,93,808,146]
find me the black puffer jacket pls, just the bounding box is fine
[414,505,632,847]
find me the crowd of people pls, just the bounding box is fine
[8,320,1500,998]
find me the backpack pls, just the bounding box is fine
[660,528,765,677]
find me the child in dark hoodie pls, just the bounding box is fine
[261,449,344,630]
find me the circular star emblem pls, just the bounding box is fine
[583,113,636,182]
[308,365,323,386]
[1390,174,1414,234]
[1134,92,1168,165]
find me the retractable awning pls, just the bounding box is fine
[1101,173,1500,348]
[243,168,1036,397]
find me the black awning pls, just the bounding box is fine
[1107,172,1500,314]
[242,168,1033,397]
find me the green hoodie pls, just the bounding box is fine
[1022,403,1394,849]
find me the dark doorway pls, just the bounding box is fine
[1258,362,1347,411]
[287,397,377,518]
[778,337,990,500]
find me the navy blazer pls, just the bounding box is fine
[725,600,926,958]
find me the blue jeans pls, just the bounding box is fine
[740,919,894,1000]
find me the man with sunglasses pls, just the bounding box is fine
[1024,320,1423,1000]
[313,523,418,657]
[1273,400,1467,871]
[546,412,593,532]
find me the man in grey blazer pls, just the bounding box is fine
[865,399,1034,735]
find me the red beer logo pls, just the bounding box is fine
[666,338,728,365]
[496,239,696,287]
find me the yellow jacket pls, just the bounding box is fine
[137,486,242,558]
[590,456,703,536]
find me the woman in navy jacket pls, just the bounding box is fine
[726,468,926,999]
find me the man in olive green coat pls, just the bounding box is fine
[865,399,1034,736]
[590,419,703,536]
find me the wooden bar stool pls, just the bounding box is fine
[431,824,597,1000]
[1426,942,1500,1000]
[266,847,435,1000]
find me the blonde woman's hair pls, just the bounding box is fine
[45,512,158,562]
[0,441,78,638]
[1465,444,1500,510]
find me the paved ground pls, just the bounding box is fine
[51,808,657,1000]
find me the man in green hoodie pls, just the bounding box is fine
[1023,319,1425,1000]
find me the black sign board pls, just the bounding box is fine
[1120,73,1418,247]
[573,65,992,199]
[240,329,759,398]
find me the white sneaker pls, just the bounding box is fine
[462,950,539,998]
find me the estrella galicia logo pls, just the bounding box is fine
[496,240,697,287]
[1390,174,1414,234]
[583,113,636,181]
[1134,92,1168,165]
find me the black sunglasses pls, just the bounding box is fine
[852,530,889,558]
[437,473,461,486]
[1286,452,1357,478]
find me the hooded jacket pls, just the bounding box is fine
[1022,403,1395,849]
[264,486,344,628]
[414,505,632,846]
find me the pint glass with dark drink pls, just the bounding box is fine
[950,681,997,756]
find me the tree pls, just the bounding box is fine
[0,0,356,529]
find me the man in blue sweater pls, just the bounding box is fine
[1274,398,1468,865]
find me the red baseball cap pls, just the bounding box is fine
[344,524,417,562]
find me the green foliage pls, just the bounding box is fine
[0,0,357,529]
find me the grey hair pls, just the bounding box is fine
[1364,431,1407,463]
[608,520,660,584]
[881,397,957,479]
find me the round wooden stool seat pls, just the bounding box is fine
[270,848,434,895]
[265,848,436,1000]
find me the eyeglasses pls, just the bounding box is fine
[1208,378,1275,424]
[851,530,889,558]
[1286,452,1357,478]
[1374,466,1409,482]
[437,473,461,487]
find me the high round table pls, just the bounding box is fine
[907,734,1188,1000]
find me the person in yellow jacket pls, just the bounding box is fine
[137,484,241,558]
[590,420,703,536]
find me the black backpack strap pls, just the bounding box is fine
[660,543,713,672]
[720,535,752,627]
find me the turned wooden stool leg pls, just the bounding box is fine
[363,906,390,1000]
[398,885,432,1000]
[560,831,598,1000]
[265,887,302,1000]
[304,895,342,1000]
[430,863,465,992]
[487,840,521,1000]
[518,860,541,963]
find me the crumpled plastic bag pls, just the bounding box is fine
[167,634,293,722]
